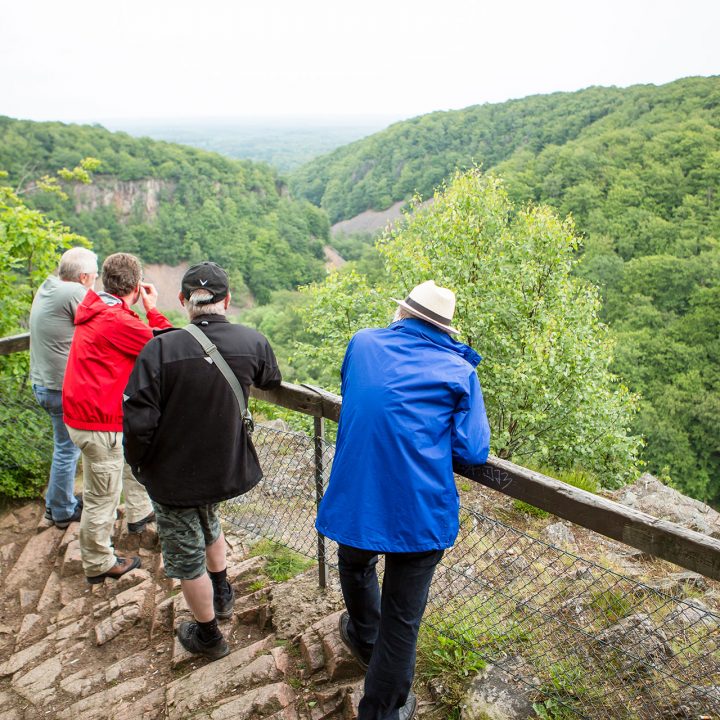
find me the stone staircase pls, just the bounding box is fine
[0,502,377,720]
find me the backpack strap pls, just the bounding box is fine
[183,323,254,431]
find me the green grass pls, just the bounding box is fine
[513,466,601,518]
[589,589,634,625]
[249,538,315,582]
[417,622,486,720]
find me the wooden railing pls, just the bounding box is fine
[4,330,720,581]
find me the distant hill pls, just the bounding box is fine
[293,77,720,503]
[103,118,394,173]
[0,117,330,303]
[292,77,719,226]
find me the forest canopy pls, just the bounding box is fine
[289,77,720,502]
[0,117,330,304]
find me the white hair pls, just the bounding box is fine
[58,247,98,282]
[393,306,415,322]
[186,289,226,320]
[393,305,452,334]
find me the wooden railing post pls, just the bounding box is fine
[313,415,328,589]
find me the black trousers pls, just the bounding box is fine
[338,543,444,720]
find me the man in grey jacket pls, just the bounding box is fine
[29,246,98,528]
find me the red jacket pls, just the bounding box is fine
[63,290,171,432]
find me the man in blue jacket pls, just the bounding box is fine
[316,280,491,720]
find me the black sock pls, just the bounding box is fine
[196,617,222,643]
[209,568,228,592]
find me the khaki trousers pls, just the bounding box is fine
[67,427,153,576]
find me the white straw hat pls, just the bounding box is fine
[393,280,459,334]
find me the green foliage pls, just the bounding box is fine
[292,77,720,501]
[0,378,52,499]
[0,169,92,378]
[513,501,551,519]
[297,170,641,487]
[113,120,387,173]
[513,467,601,517]
[248,538,314,582]
[0,163,97,499]
[417,623,487,719]
[0,116,329,304]
[291,85,629,223]
[531,660,591,719]
[589,589,634,625]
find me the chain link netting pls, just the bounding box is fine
[2,381,718,719]
[222,424,720,720]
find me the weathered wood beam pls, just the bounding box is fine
[458,458,720,581]
[0,333,29,356]
[250,382,341,422]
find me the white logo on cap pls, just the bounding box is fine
[200,279,208,286]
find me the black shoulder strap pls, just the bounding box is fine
[183,323,253,430]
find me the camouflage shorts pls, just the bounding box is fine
[151,501,222,580]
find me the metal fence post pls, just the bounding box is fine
[314,415,328,589]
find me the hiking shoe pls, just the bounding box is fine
[399,691,417,720]
[46,494,83,526]
[55,504,83,530]
[86,556,141,584]
[214,580,235,621]
[128,512,156,534]
[339,611,371,670]
[176,621,230,660]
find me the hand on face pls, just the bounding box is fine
[139,282,159,312]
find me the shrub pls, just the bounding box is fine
[0,378,52,499]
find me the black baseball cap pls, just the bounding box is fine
[181,261,229,303]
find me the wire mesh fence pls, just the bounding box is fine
[223,423,720,720]
[2,376,718,719]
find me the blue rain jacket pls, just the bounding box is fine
[316,318,491,552]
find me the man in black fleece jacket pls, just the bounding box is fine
[123,261,281,660]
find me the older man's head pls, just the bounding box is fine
[179,261,231,319]
[58,247,98,288]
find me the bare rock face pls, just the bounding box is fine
[541,522,577,549]
[667,599,717,628]
[461,659,535,720]
[72,178,174,222]
[613,473,720,536]
[595,613,674,675]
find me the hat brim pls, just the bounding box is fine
[393,299,459,334]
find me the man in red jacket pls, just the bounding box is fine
[63,252,172,583]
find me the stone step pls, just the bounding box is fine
[55,676,149,720]
[297,610,363,681]
[307,679,364,720]
[190,681,297,720]
[3,526,64,593]
[0,634,54,678]
[0,542,20,582]
[166,635,277,719]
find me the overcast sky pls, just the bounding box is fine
[3,0,718,123]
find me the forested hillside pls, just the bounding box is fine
[0,117,329,303]
[290,77,720,503]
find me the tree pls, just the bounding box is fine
[0,168,94,499]
[298,170,641,487]
[0,164,94,376]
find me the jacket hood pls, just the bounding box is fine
[390,318,482,367]
[74,289,125,325]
